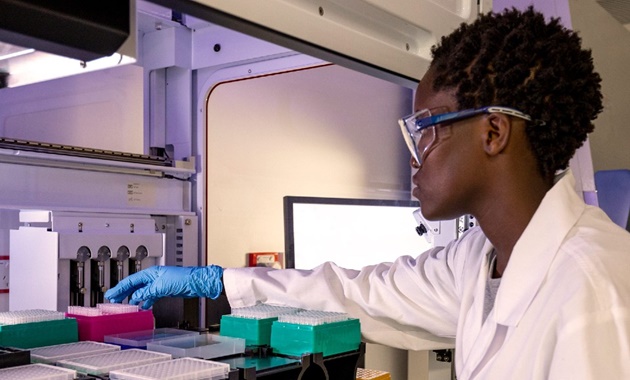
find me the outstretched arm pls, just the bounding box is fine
[105,265,224,309]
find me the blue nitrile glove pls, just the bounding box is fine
[104,265,223,310]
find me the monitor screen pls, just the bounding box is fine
[283,196,434,270]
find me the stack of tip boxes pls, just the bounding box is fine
[66,303,154,342]
[0,310,77,349]
[220,304,361,357]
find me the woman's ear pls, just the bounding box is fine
[483,113,512,156]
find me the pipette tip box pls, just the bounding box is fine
[108,357,230,380]
[220,315,276,346]
[270,312,361,357]
[146,333,246,359]
[220,304,302,346]
[56,348,172,376]
[104,328,199,349]
[0,318,78,349]
[66,309,154,342]
[30,341,120,364]
[356,368,392,380]
[0,363,76,380]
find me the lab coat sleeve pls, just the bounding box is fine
[223,234,483,350]
[547,258,630,379]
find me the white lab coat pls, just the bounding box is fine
[224,170,630,379]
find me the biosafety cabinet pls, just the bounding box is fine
[0,1,488,379]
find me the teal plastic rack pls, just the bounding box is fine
[220,315,277,346]
[0,318,78,349]
[270,318,361,357]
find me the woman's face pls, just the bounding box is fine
[410,69,486,221]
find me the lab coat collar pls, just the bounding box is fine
[492,169,584,326]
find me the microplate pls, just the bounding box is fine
[56,348,172,376]
[30,341,120,364]
[109,357,230,380]
[146,333,245,359]
[0,363,76,380]
[104,328,199,349]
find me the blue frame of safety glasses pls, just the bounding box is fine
[409,106,532,132]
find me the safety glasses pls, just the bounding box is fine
[398,106,533,166]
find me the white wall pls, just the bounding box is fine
[0,64,144,153]
[569,0,630,172]
[204,64,413,269]
[494,0,630,172]
[494,0,571,20]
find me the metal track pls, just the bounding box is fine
[0,137,170,166]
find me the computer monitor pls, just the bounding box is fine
[283,196,434,270]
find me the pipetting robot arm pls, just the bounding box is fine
[105,265,224,309]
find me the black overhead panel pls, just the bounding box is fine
[0,0,130,61]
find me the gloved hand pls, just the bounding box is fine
[104,265,223,310]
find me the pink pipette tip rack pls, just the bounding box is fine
[66,303,154,342]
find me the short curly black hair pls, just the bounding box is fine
[430,6,603,179]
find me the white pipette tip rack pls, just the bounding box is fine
[67,303,139,316]
[0,309,65,325]
[230,304,302,319]
[277,310,349,325]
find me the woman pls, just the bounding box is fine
[107,7,630,379]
